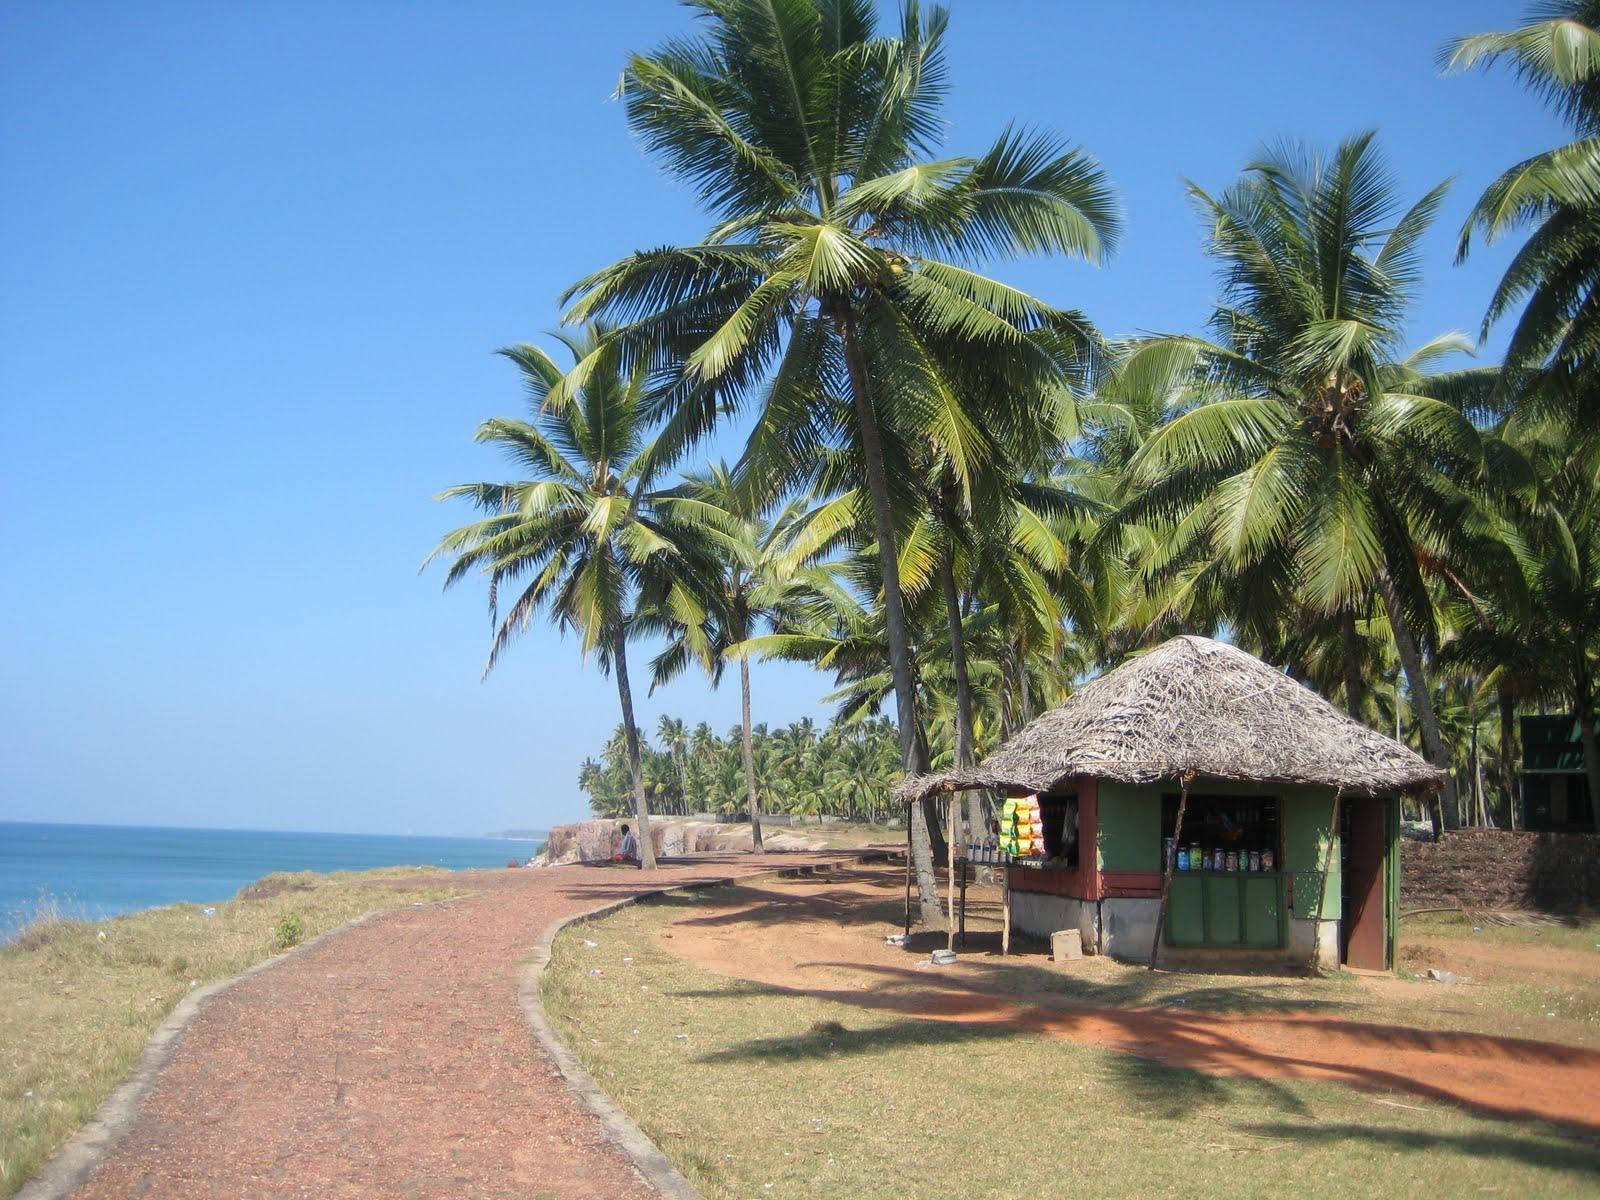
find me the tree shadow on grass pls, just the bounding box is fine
[694,1016,1018,1063]
[1100,1051,1314,1119]
[799,955,1352,1019]
[636,875,907,933]
[1237,1121,1600,1176]
[662,955,1600,1131]
[690,1010,1316,1123]
[668,980,792,1000]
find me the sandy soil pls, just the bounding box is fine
[64,852,859,1200]
[656,864,1600,1132]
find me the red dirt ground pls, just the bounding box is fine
[66,853,857,1200]
[656,865,1600,1133]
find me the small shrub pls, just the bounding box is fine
[12,898,77,951]
[238,874,314,901]
[273,913,303,950]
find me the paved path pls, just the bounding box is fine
[68,855,855,1200]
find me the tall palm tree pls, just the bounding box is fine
[656,715,691,814]
[560,0,1118,926]
[426,327,721,870]
[650,463,843,851]
[1499,414,1600,828]
[1116,134,1512,823]
[1446,2,1600,408]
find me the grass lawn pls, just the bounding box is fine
[798,821,904,848]
[1398,910,1600,1029]
[543,892,1600,1200]
[0,868,467,1199]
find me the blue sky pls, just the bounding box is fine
[0,1,1564,836]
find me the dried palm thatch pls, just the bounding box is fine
[897,635,1443,803]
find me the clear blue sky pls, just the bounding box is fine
[0,1,1563,836]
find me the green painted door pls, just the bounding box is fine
[1242,875,1282,946]
[1205,875,1242,944]
[1167,876,1206,945]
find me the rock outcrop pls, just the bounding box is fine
[526,818,828,866]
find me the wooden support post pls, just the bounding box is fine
[903,815,912,937]
[1311,788,1344,975]
[958,858,968,948]
[1001,867,1011,956]
[1148,771,1193,971]
[947,794,958,951]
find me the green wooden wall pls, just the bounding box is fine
[1281,788,1339,919]
[1095,781,1160,871]
[1095,778,1351,919]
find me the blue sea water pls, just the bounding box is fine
[0,821,546,935]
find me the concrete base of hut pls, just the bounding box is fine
[1009,891,1342,971]
[1288,917,1340,966]
[1010,891,1101,953]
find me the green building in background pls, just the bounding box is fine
[1519,716,1597,832]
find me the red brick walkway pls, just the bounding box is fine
[70,855,852,1200]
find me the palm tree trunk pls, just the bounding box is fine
[1377,571,1458,835]
[940,555,976,772]
[912,720,949,863]
[1499,685,1520,831]
[939,553,975,852]
[832,303,941,925]
[739,658,764,853]
[611,628,657,870]
[1340,609,1365,719]
[1469,717,1485,827]
[1474,731,1492,827]
[1016,642,1034,724]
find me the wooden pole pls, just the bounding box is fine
[958,857,968,948]
[903,813,912,937]
[1001,858,1011,955]
[1148,771,1193,971]
[947,794,958,951]
[1311,787,1344,974]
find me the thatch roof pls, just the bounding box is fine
[898,634,1443,803]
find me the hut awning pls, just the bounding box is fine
[897,635,1444,804]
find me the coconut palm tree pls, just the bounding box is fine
[650,463,846,850]
[1497,414,1600,828]
[426,327,722,869]
[655,716,691,814]
[1115,133,1514,824]
[560,0,1119,926]
[1446,2,1600,408]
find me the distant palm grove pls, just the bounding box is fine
[431,0,1600,911]
[580,716,902,824]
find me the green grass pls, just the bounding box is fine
[798,821,904,848]
[1403,910,1600,956]
[544,894,1600,1200]
[0,868,468,1199]
[1397,911,1600,1032]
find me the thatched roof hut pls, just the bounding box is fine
[898,634,1443,804]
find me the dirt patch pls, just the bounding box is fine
[655,865,1600,1133]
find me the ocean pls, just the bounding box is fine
[0,821,546,935]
